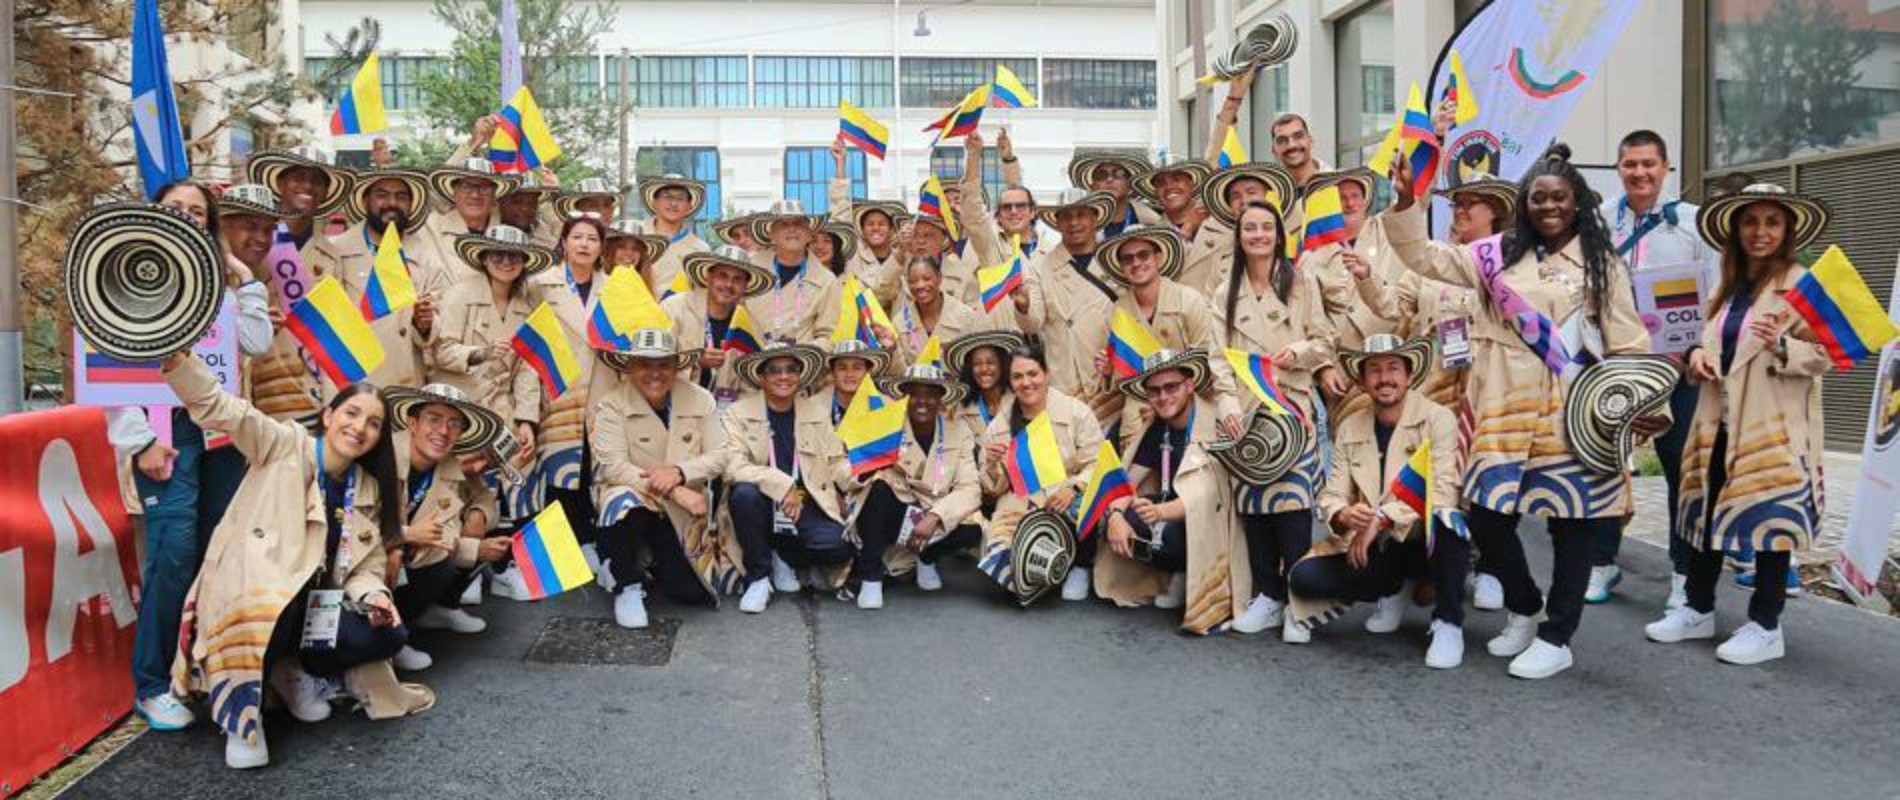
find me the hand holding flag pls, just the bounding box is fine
[360,227,417,320]
[490,86,562,173]
[286,276,386,385]
[1782,245,1900,369]
[838,100,890,160]
[513,302,583,399]
[977,236,1027,312]
[1004,412,1070,498]
[1073,441,1133,541]
[837,387,907,478]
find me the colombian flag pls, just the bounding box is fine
[510,501,594,600]
[1390,439,1432,524]
[1301,185,1350,253]
[837,100,889,160]
[513,301,583,399]
[1398,83,1441,199]
[589,267,671,349]
[359,227,416,320]
[1074,441,1132,541]
[915,333,944,370]
[918,175,959,241]
[991,64,1038,109]
[287,277,385,385]
[1106,308,1161,380]
[1004,411,1070,498]
[977,235,1026,312]
[659,270,691,302]
[838,386,907,478]
[1783,245,1900,369]
[1217,127,1248,169]
[947,84,990,138]
[489,85,562,174]
[327,53,388,135]
[1653,277,1700,309]
[1440,49,1480,127]
[837,275,894,348]
[1223,348,1300,420]
[722,304,763,355]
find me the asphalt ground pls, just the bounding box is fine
[65,525,1900,799]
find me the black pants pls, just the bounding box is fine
[598,508,714,605]
[1468,504,1612,647]
[1592,380,1701,569]
[1116,507,1187,573]
[853,481,980,582]
[728,482,852,580]
[266,587,409,680]
[1683,425,1791,629]
[1287,523,1470,626]
[1242,511,1313,602]
[393,559,473,624]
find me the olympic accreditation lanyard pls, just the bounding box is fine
[912,416,947,495]
[1160,404,1194,500]
[771,259,808,341]
[316,437,359,580]
[901,297,931,357]
[407,466,435,521]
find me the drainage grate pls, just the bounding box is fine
[525,617,681,666]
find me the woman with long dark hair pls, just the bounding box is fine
[891,254,994,372]
[1212,200,1340,642]
[1386,144,1665,680]
[1644,185,1831,665]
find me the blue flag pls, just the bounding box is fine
[131,0,190,199]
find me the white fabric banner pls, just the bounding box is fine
[1833,251,1900,610]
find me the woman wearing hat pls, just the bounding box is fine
[1211,199,1341,640]
[332,167,441,391]
[158,353,430,769]
[892,254,999,372]
[842,364,983,609]
[1386,145,1667,679]
[978,342,1107,601]
[809,218,859,281]
[747,200,845,345]
[814,333,895,426]
[1094,349,1247,634]
[634,174,713,292]
[722,344,854,609]
[246,145,351,275]
[948,330,1025,445]
[660,245,776,409]
[591,329,739,629]
[1643,184,1832,665]
[1068,150,1161,238]
[1096,225,1244,446]
[1017,189,1117,398]
[603,220,671,285]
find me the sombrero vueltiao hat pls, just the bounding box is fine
[1096,225,1186,287]
[1034,188,1116,231]
[1120,348,1213,402]
[1207,404,1308,486]
[850,201,911,233]
[1435,173,1518,218]
[507,170,558,200]
[748,199,815,245]
[682,244,774,299]
[554,177,620,219]
[945,330,1027,378]
[1132,155,1214,206]
[383,383,508,455]
[245,145,353,217]
[1009,507,1078,607]
[454,224,557,276]
[1563,354,1682,476]
[1307,167,1377,199]
[814,218,860,263]
[1338,333,1433,389]
[1200,163,1297,227]
[597,327,696,373]
[637,173,708,218]
[880,362,968,405]
[714,213,762,245]
[346,167,432,235]
[604,219,670,269]
[1067,150,1152,191]
[1696,183,1829,253]
[428,157,516,206]
[64,202,224,361]
[734,342,827,393]
[827,336,893,374]
[216,184,288,221]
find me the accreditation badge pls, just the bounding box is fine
[1437,317,1473,369]
[300,589,345,650]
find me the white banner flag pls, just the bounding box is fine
[1833,250,1900,611]
[499,0,522,101]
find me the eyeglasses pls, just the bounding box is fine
[1144,378,1192,397]
[996,202,1033,212]
[761,364,803,377]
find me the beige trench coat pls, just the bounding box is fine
[721,392,850,525]
[977,390,1105,565]
[889,291,997,374]
[661,289,747,408]
[1019,242,1114,398]
[637,218,711,296]
[745,254,844,346]
[1304,214,1401,351]
[425,271,542,427]
[393,430,500,571]
[589,380,741,598]
[1210,262,1338,512]
[327,222,437,391]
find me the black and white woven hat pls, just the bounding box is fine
[64,202,224,361]
[1563,354,1682,475]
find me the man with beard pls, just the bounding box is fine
[636,174,714,292]
[246,146,352,277]
[1269,112,1331,193]
[1068,150,1161,238]
[330,167,439,390]
[416,157,514,288]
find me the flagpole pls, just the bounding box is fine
[0,0,22,415]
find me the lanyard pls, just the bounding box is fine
[975,393,994,425]
[771,260,808,340]
[407,467,435,521]
[913,417,947,495]
[669,228,691,245]
[1160,405,1193,499]
[1071,256,1115,302]
[316,437,358,573]
[1616,213,1666,259]
[901,299,932,355]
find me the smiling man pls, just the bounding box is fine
[246,146,351,277]
[1269,113,1331,192]
[637,174,714,291]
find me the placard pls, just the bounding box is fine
[1632,263,1705,355]
[71,296,239,408]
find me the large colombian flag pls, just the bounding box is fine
[513,301,583,399]
[1106,308,1162,380]
[837,386,907,478]
[489,85,562,173]
[510,500,594,600]
[286,276,385,385]
[1223,348,1300,420]
[1784,245,1900,369]
[1004,411,1070,498]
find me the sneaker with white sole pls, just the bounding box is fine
[1365,593,1405,634]
[418,606,487,634]
[225,730,269,770]
[1584,565,1622,604]
[1644,606,1715,643]
[1061,566,1091,601]
[459,576,482,606]
[1233,594,1284,634]
[268,662,331,723]
[739,578,772,613]
[491,563,531,601]
[1507,638,1573,679]
[1282,614,1311,644]
[393,645,434,672]
[1425,620,1464,669]
[1486,612,1540,657]
[135,693,194,731]
[771,554,800,593]
[1472,572,1504,611]
[857,580,885,610]
[614,584,649,629]
[580,542,604,576]
[1665,573,1688,610]
[1154,573,1187,610]
[916,562,943,592]
[1716,622,1785,665]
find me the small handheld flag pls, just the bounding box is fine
[1397,83,1442,199]
[722,304,763,355]
[977,236,1027,312]
[490,86,562,173]
[837,275,894,348]
[1782,245,1900,369]
[1217,127,1248,169]
[929,85,990,144]
[837,386,907,478]
[659,270,692,302]
[1389,439,1433,524]
[1367,115,1404,179]
[359,228,416,320]
[510,501,595,600]
[513,302,584,399]
[1301,186,1350,254]
[1004,412,1070,498]
[1074,441,1133,541]
[1441,49,1480,127]
[991,64,1039,109]
[589,266,672,350]
[286,276,386,385]
[328,52,389,135]
[837,100,890,161]
[1223,349,1300,419]
[1106,308,1162,380]
[918,175,960,241]
[915,333,944,370]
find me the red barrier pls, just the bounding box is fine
[0,406,139,798]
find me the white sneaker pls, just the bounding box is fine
[1232,594,1284,634]
[916,562,943,592]
[1716,622,1785,665]
[771,554,800,593]
[1061,567,1091,601]
[135,693,194,731]
[739,578,772,613]
[268,662,331,723]
[1154,573,1187,610]
[459,576,482,606]
[393,645,434,672]
[225,730,269,770]
[594,554,618,592]
[1645,606,1715,643]
[614,584,649,629]
[1425,620,1464,669]
[1365,593,1405,634]
[1472,572,1504,611]
[1281,614,1311,644]
[1486,612,1540,657]
[491,563,531,601]
[857,580,885,610]
[1665,573,1688,610]
[1584,565,1622,604]
[1508,638,1574,679]
[418,606,487,634]
[580,542,604,577]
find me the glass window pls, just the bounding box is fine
[638,146,723,240]
[625,56,748,108]
[303,56,443,111]
[535,56,602,107]
[1709,0,1900,166]
[1042,59,1157,110]
[1247,63,1291,158]
[1332,0,1396,168]
[784,147,867,215]
[930,146,1005,203]
[901,57,1037,108]
[756,57,894,108]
